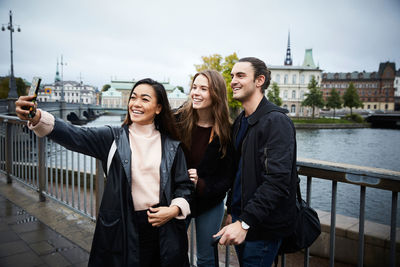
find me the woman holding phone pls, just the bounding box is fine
[15,78,193,267]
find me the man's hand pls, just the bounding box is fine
[213,220,248,245]
[147,206,180,227]
[224,214,232,226]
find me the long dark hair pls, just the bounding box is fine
[122,78,179,140]
[175,70,231,157]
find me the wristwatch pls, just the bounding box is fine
[240,220,250,230]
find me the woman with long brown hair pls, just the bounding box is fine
[175,70,235,267]
[16,78,193,267]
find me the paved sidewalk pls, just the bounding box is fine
[0,194,89,267]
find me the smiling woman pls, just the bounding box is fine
[15,78,193,267]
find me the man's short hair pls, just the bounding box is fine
[238,57,271,93]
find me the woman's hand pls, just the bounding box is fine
[147,206,180,227]
[188,168,198,186]
[15,96,41,125]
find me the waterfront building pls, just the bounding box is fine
[104,79,187,109]
[267,34,322,117]
[321,62,396,111]
[36,61,97,104]
[101,87,122,108]
[394,69,400,110]
[168,88,188,108]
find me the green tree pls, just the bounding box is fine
[176,86,184,93]
[194,52,241,117]
[194,54,223,72]
[326,88,342,118]
[267,82,282,106]
[101,84,111,92]
[0,77,27,99]
[343,82,363,115]
[301,76,325,119]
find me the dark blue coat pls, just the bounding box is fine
[231,97,298,241]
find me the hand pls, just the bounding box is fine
[224,214,232,226]
[147,206,180,227]
[213,220,247,246]
[15,96,41,125]
[188,168,198,186]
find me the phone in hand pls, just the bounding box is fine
[27,77,42,118]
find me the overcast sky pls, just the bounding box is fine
[1,0,399,91]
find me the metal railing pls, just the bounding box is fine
[0,114,104,220]
[1,114,399,266]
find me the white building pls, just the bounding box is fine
[102,79,187,109]
[168,88,188,109]
[102,87,122,108]
[36,61,97,104]
[266,37,322,117]
[37,81,97,104]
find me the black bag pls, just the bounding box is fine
[279,180,321,254]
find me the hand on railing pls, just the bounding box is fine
[15,96,41,125]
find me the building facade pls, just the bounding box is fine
[321,62,396,111]
[102,79,187,109]
[37,81,97,104]
[101,87,122,108]
[36,61,97,104]
[267,44,322,117]
[394,69,400,110]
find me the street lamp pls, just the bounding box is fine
[2,10,21,99]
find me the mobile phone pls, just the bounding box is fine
[27,77,42,118]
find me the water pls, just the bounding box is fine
[296,128,400,226]
[84,116,400,226]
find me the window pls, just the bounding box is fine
[284,74,288,84]
[292,75,297,84]
[291,104,296,113]
[275,74,280,83]
[374,105,377,109]
[300,90,304,99]
[367,105,370,109]
[283,90,288,100]
[292,90,296,99]
[385,104,388,110]
[283,104,288,110]
[300,75,305,84]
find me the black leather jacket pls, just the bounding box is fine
[231,97,298,241]
[47,118,193,267]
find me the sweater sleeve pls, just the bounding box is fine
[27,110,55,137]
[170,197,190,219]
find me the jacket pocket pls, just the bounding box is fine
[96,210,123,253]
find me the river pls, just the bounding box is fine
[86,115,400,226]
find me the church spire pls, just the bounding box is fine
[55,58,61,83]
[284,31,293,66]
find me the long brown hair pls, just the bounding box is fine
[176,70,231,157]
[122,78,179,140]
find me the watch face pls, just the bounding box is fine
[241,221,250,230]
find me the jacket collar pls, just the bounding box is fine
[116,125,132,186]
[246,97,288,126]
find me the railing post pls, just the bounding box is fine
[95,159,104,215]
[329,181,337,267]
[5,120,13,184]
[358,186,366,267]
[37,137,46,202]
[390,191,398,267]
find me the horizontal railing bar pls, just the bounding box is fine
[298,157,400,182]
[298,166,400,192]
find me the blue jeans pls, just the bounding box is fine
[232,215,282,267]
[194,201,225,267]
